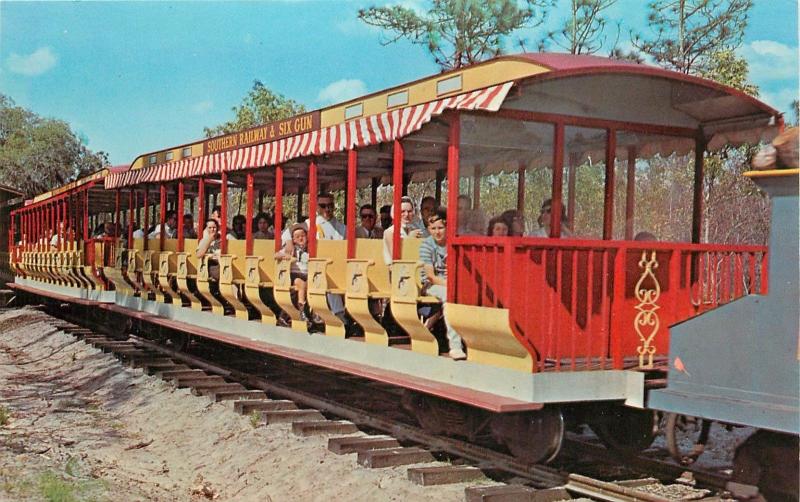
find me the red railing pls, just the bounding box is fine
[451,237,767,372]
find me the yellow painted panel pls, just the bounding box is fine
[448,303,535,372]
[320,59,549,127]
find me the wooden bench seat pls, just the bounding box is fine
[196,253,225,315]
[308,240,348,338]
[273,254,307,332]
[104,245,134,295]
[219,240,250,319]
[244,239,277,325]
[156,239,179,304]
[346,239,393,345]
[176,240,203,310]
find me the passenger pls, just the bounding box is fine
[183,213,198,239]
[92,223,106,238]
[281,193,346,320]
[500,209,526,236]
[210,205,222,225]
[419,208,466,360]
[275,224,309,318]
[355,204,383,239]
[253,212,274,239]
[104,222,118,238]
[418,196,437,237]
[456,195,486,235]
[230,214,247,240]
[379,204,393,231]
[531,199,572,237]
[195,219,221,281]
[49,222,68,249]
[487,216,509,237]
[147,210,178,239]
[282,193,345,244]
[382,196,424,265]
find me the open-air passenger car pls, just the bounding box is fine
[8,53,784,463]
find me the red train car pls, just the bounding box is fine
[8,53,783,463]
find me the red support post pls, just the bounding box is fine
[392,140,404,260]
[128,190,134,247]
[245,172,254,255]
[346,149,357,259]
[603,128,616,240]
[159,184,167,250]
[177,181,185,252]
[197,178,205,233]
[550,123,564,238]
[308,160,318,257]
[274,166,284,253]
[446,113,460,303]
[84,190,92,266]
[49,202,54,247]
[142,188,149,251]
[220,171,228,254]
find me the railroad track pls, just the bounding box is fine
[31,306,730,501]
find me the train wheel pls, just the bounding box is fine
[731,430,799,502]
[167,332,191,352]
[664,413,711,465]
[400,391,490,440]
[589,405,657,454]
[490,407,564,464]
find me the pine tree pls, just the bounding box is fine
[358,0,552,70]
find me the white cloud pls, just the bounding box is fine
[316,79,367,105]
[191,100,214,114]
[759,87,799,115]
[7,47,57,76]
[739,40,798,81]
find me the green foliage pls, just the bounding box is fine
[38,472,79,502]
[0,94,109,198]
[0,406,9,426]
[632,0,753,75]
[249,410,260,428]
[358,0,552,69]
[609,48,644,63]
[539,0,617,55]
[204,80,306,138]
[699,49,759,96]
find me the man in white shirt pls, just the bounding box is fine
[281,193,346,245]
[148,211,178,239]
[383,196,424,265]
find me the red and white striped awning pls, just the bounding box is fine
[105,82,514,189]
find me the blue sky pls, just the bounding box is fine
[1,0,797,166]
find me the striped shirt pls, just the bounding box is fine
[418,236,447,286]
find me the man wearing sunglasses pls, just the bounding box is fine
[355,204,383,239]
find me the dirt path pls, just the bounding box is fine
[0,307,478,501]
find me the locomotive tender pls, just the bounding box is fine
[7,54,797,475]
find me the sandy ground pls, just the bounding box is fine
[0,307,479,501]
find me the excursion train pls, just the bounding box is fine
[5,53,797,495]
